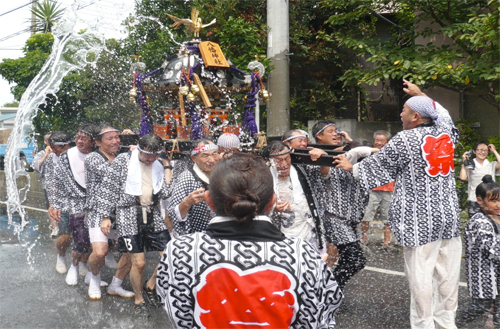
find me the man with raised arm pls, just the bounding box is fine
[334,79,461,329]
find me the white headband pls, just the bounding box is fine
[99,129,120,136]
[191,143,219,155]
[283,134,307,142]
[269,148,292,157]
[78,130,94,138]
[315,123,335,137]
[52,141,71,146]
[137,144,163,154]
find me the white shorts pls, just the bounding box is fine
[89,227,119,243]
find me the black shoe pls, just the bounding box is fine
[134,302,149,316]
[143,282,161,309]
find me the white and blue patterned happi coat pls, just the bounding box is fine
[85,150,112,229]
[357,103,460,247]
[44,152,59,206]
[51,148,87,215]
[157,226,343,329]
[465,212,500,299]
[96,152,171,237]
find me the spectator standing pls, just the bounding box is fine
[360,130,397,250]
[460,141,500,218]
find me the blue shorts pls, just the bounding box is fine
[70,213,90,254]
[57,211,71,235]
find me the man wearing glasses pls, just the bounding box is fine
[168,139,220,235]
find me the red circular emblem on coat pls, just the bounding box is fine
[421,133,455,177]
[194,264,298,328]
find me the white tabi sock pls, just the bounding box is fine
[109,276,123,288]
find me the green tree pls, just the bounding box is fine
[31,0,65,33]
[2,101,19,107]
[0,32,139,141]
[0,33,54,101]
[320,0,500,111]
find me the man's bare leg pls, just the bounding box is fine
[57,234,71,256]
[383,224,392,245]
[130,253,146,305]
[361,221,370,243]
[88,241,108,275]
[115,253,132,280]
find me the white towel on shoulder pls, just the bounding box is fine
[125,149,164,196]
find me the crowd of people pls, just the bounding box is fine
[30,79,500,328]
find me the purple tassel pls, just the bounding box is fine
[242,72,259,137]
[187,103,203,140]
[134,68,161,136]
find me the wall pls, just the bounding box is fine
[0,171,46,210]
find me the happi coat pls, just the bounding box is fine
[465,212,500,299]
[271,164,325,250]
[157,216,343,329]
[96,151,170,237]
[51,147,87,215]
[309,166,369,245]
[85,150,112,229]
[44,152,60,206]
[355,103,460,247]
[167,165,215,235]
[32,150,48,188]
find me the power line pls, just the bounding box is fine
[0,1,98,43]
[0,0,37,18]
[0,0,133,44]
[0,27,34,43]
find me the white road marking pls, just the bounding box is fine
[0,201,48,213]
[364,266,467,287]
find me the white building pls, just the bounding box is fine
[0,107,18,130]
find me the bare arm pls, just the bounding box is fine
[403,78,427,97]
[178,187,206,218]
[161,158,173,183]
[489,144,500,170]
[459,151,469,181]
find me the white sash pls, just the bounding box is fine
[193,163,210,185]
[125,149,164,196]
[68,147,87,188]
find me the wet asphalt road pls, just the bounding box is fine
[0,206,490,329]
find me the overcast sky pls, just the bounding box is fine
[0,0,136,107]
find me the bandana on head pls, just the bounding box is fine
[315,123,335,137]
[98,129,120,136]
[217,133,240,148]
[406,96,438,121]
[191,143,219,156]
[283,134,307,142]
[137,144,163,154]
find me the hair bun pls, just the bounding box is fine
[482,175,494,183]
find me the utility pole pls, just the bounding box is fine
[31,0,38,36]
[266,0,290,137]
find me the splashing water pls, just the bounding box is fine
[5,3,106,226]
[136,15,182,47]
